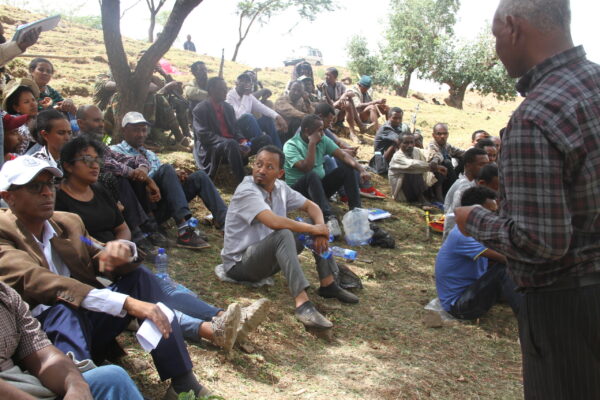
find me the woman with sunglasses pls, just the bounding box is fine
[56,136,269,351]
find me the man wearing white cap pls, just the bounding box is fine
[111,111,228,249]
[0,156,212,398]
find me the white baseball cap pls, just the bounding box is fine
[121,111,150,128]
[0,156,63,191]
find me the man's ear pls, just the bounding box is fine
[277,169,285,179]
[505,15,521,46]
[1,191,14,207]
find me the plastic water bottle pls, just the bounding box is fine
[298,234,332,259]
[155,247,169,279]
[295,217,334,242]
[154,248,198,297]
[330,246,357,261]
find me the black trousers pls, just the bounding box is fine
[519,283,600,399]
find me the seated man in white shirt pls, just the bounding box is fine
[222,145,359,330]
[0,156,212,398]
[226,73,288,149]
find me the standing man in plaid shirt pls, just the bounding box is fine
[455,0,600,398]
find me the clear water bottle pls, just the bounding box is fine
[298,234,332,259]
[155,247,169,279]
[330,246,357,261]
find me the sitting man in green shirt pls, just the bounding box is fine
[283,114,370,227]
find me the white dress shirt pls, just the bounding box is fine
[226,88,279,120]
[30,221,128,317]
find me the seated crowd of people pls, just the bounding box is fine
[0,23,518,400]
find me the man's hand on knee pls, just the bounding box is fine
[123,297,172,339]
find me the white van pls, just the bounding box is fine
[283,46,323,66]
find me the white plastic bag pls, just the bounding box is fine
[342,208,373,246]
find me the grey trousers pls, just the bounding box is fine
[226,229,338,298]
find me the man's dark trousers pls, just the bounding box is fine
[291,163,361,218]
[519,282,600,399]
[449,264,522,320]
[37,267,193,381]
[151,163,228,227]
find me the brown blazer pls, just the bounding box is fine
[0,209,134,310]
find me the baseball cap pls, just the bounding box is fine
[0,156,63,191]
[358,75,372,88]
[2,114,29,131]
[2,78,40,111]
[121,111,150,128]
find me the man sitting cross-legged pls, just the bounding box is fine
[0,156,212,398]
[222,145,358,330]
[350,75,389,133]
[427,123,465,202]
[435,186,522,320]
[388,133,447,204]
[193,77,271,185]
[0,280,145,400]
[111,112,228,248]
[371,107,410,175]
[283,114,370,227]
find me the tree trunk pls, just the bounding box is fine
[101,0,203,136]
[148,11,156,42]
[397,68,414,98]
[444,82,469,109]
[231,39,242,62]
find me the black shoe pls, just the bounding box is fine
[134,236,155,255]
[294,301,332,329]
[318,282,359,304]
[176,227,210,250]
[146,231,169,248]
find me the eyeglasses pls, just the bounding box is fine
[8,178,60,194]
[71,155,104,168]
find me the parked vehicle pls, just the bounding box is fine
[283,46,323,66]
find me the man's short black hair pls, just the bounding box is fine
[190,61,206,73]
[463,147,488,165]
[461,186,497,207]
[206,77,224,93]
[257,145,285,169]
[326,67,338,78]
[389,107,403,118]
[300,114,323,134]
[477,163,498,184]
[475,138,495,149]
[314,102,335,117]
[34,109,68,145]
[236,73,252,82]
[471,129,489,142]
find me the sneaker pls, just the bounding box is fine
[326,216,342,238]
[211,303,241,351]
[360,186,386,199]
[146,231,169,248]
[134,236,155,254]
[318,281,359,304]
[163,385,212,400]
[295,301,333,329]
[236,298,271,343]
[176,227,210,250]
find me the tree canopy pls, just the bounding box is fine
[232,0,337,61]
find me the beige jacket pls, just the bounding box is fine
[388,147,436,202]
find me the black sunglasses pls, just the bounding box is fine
[8,178,60,194]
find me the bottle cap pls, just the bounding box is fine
[158,248,166,254]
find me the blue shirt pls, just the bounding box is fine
[110,141,162,177]
[435,225,489,312]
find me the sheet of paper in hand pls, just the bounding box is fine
[12,15,61,42]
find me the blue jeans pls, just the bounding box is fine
[237,113,282,149]
[83,364,144,400]
[151,164,228,227]
[156,277,222,341]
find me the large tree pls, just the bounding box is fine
[384,0,459,97]
[100,0,202,125]
[426,31,516,109]
[232,0,336,62]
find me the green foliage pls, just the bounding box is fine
[346,35,378,78]
[426,29,516,103]
[156,9,170,27]
[384,0,460,79]
[67,15,103,30]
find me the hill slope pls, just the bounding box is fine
[0,5,523,400]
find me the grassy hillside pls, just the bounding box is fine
[0,5,523,400]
